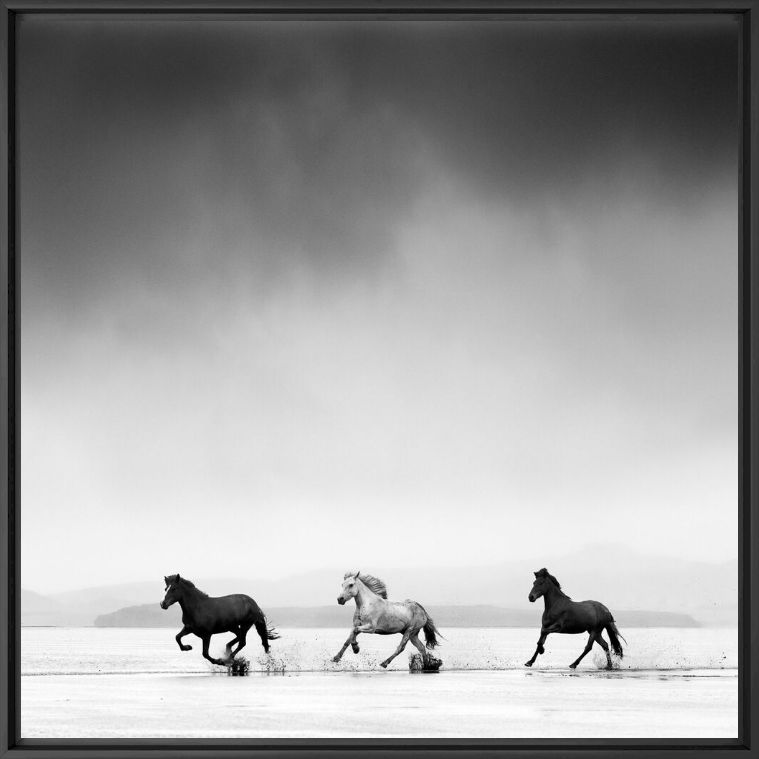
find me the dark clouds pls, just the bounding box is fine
[18,15,738,314]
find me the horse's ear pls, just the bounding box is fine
[176,574,181,581]
[354,570,360,579]
[534,572,539,578]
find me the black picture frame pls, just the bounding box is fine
[1,2,756,758]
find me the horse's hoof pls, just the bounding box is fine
[380,662,388,669]
[524,662,532,667]
[351,644,360,654]
[331,656,340,663]
[181,645,192,651]
[569,664,577,669]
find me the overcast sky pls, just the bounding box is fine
[18,15,739,594]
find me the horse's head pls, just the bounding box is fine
[528,568,553,602]
[160,574,182,609]
[337,571,361,605]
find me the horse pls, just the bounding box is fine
[160,574,279,666]
[331,570,442,669]
[524,568,626,670]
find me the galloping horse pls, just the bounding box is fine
[524,568,625,670]
[160,574,279,666]
[332,570,442,669]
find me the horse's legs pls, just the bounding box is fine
[225,625,251,661]
[333,622,373,663]
[236,629,249,657]
[525,631,549,667]
[332,629,360,662]
[595,631,613,670]
[225,628,241,658]
[569,633,596,669]
[201,635,225,666]
[175,625,193,652]
[229,626,249,659]
[332,633,351,662]
[351,623,377,653]
[380,631,411,669]
[409,631,429,664]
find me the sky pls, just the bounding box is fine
[17,14,740,594]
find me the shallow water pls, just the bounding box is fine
[21,626,738,738]
[21,625,737,674]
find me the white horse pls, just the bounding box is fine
[332,570,442,669]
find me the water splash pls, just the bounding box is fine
[20,626,738,676]
[256,652,287,675]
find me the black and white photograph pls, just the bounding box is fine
[13,8,742,741]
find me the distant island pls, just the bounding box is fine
[23,546,737,628]
[94,603,700,629]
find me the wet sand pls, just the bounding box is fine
[21,668,737,739]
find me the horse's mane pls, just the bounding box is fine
[166,574,209,598]
[535,568,571,598]
[345,571,388,599]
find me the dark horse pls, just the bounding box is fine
[524,568,625,670]
[160,574,279,666]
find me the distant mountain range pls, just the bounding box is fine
[93,602,700,629]
[22,543,737,627]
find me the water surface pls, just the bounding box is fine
[21,626,738,738]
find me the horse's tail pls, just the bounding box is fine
[416,603,443,649]
[605,619,625,659]
[255,617,280,640]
